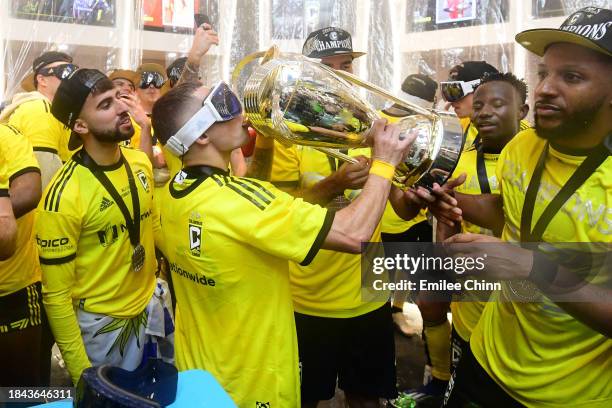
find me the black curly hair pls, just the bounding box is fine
[478,72,528,104]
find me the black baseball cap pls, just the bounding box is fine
[448,61,499,82]
[51,68,108,150]
[302,27,366,59]
[516,7,611,57]
[401,74,438,103]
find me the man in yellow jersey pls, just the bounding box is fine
[402,72,530,407]
[448,72,529,366]
[440,61,499,151]
[246,30,431,407]
[151,80,418,407]
[432,7,612,407]
[36,69,173,385]
[0,123,54,387]
[1,51,78,187]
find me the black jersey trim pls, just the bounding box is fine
[33,146,59,154]
[9,166,41,184]
[0,189,8,197]
[52,161,78,212]
[271,180,300,189]
[300,209,335,266]
[39,253,76,265]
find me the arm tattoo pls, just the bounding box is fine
[246,147,274,180]
[177,60,200,85]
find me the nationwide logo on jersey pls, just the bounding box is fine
[189,221,202,256]
[136,170,150,193]
[100,196,114,212]
[98,224,119,247]
[255,403,270,408]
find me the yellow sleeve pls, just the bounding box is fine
[0,125,40,180]
[270,141,301,187]
[221,178,333,265]
[36,192,90,384]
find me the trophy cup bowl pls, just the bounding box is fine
[233,46,464,189]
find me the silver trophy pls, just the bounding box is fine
[232,46,464,189]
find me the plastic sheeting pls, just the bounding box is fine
[2,0,612,107]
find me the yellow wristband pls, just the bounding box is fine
[369,159,395,181]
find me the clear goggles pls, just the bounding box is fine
[165,81,243,157]
[440,79,481,102]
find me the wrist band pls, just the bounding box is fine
[369,159,395,181]
[529,250,559,286]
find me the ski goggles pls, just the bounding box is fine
[440,79,481,102]
[165,81,243,156]
[139,71,166,89]
[37,63,79,80]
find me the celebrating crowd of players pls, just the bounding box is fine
[0,6,610,408]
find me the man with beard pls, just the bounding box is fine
[35,69,173,385]
[426,7,611,407]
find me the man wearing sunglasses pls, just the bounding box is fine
[440,61,499,151]
[1,51,79,188]
[152,80,418,407]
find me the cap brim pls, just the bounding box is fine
[20,73,36,92]
[516,28,612,57]
[68,131,83,150]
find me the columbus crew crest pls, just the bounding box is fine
[135,170,150,193]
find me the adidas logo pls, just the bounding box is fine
[100,197,114,212]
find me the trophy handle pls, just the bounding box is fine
[231,45,280,92]
[313,147,359,164]
[331,69,436,120]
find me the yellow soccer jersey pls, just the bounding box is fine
[269,144,386,317]
[0,124,41,296]
[8,99,73,160]
[160,167,331,408]
[470,128,612,407]
[449,147,500,342]
[37,147,157,316]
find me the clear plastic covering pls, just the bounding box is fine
[2,0,611,112]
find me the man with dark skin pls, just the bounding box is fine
[401,72,529,408]
[424,7,612,407]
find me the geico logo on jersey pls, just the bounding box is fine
[136,170,150,193]
[169,262,216,287]
[36,237,70,247]
[189,221,202,256]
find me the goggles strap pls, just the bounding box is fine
[166,103,221,156]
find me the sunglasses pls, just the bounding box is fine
[139,71,165,89]
[38,63,79,80]
[440,79,480,102]
[165,81,243,156]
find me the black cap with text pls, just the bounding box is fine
[302,27,366,59]
[516,7,611,57]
